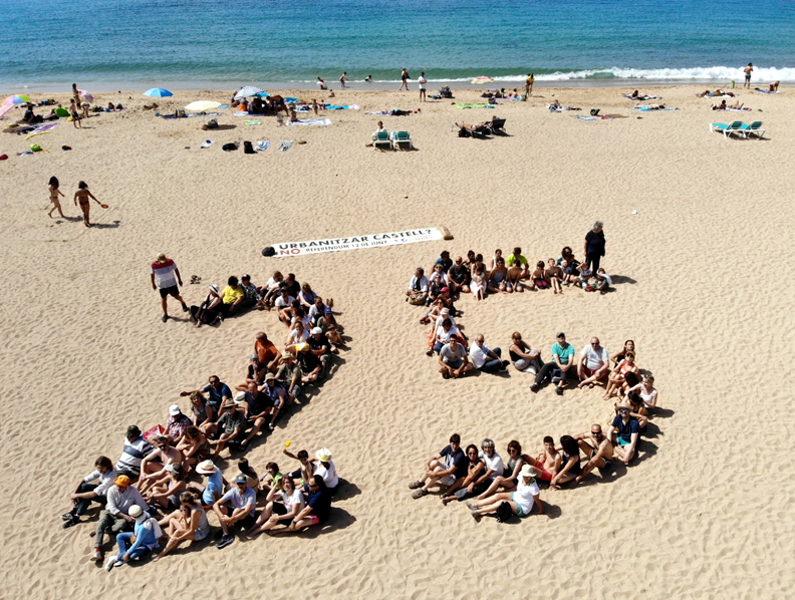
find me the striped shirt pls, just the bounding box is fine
[115,436,153,475]
[150,258,179,289]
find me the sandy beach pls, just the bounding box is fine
[2,84,794,599]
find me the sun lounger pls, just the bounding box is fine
[390,130,413,150]
[486,117,506,134]
[740,121,765,139]
[710,121,745,139]
[373,130,392,150]
[456,123,491,138]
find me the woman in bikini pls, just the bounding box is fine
[73,181,101,227]
[611,339,635,366]
[47,176,66,218]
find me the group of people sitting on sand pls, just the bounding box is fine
[408,400,653,521]
[406,244,611,309]
[61,272,347,569]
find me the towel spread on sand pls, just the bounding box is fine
[25,123,58,139]
[454,103,495,109]
[255,140,270,152]
[278,140,293,152]
[576,116,598,121]
[754,88,777,94]
[632,106,678,111]
[285,118,332,126]
[623,94,661,100]
[244,120,261,125]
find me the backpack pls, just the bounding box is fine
[496,501,514,523]
[261,246,276,257]
[243,141,255,154]
[222,142,238,152]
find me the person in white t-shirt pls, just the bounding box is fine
[466,465,543,521]
[313,448,339,494]
[428,317,460,355]
[469,334,508,373]
[577,337,610,389]
[246,476,306,536]
[275,287,296,326]
[406,267,429,304]
[418,71,428,102]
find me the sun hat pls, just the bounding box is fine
[169,404,181,416]
[234,391,247,404]
[196,460,217,475]
[156,253,167,261]
[311,327,323,335]
[520,464,536,479]
[128,505,143,518]
[616,398,632,411]
[114,475,131,488]
[265,373,276,381]
[209,284,220,294]
[316,448,332,462]
[235,474,248,485]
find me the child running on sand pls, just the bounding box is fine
[48,176,66,218]
[74,181,102,227]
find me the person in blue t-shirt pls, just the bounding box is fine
[531,332,576,395]
[611,399,641,464]
[408,433,467,499]
[180,375,232,417]
[196,460,226,506]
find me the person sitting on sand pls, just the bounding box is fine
[247,476,305,536]
[165,404,191,445]
[187,391,215,429]
[103,504,161,571]
[114,425,154,478]
[603,351,639,400]
[313,448,339,495]
[627,374,659,415]
[466,464,542,521]
[438,335,474,379]
[308,325,334,367]
[406,267,429,304]
[195,459,226,507]
[507,247,530,279]
[594,267,612,294]
[530,260,548,291]
[532,436,561,483]
[470,262,487,301]
[153,490,210,562]
[611,399,641,464]
[577,337,610,389]
[138,436,183,495]
[287,320,309,346]
[545,258,564,294]
[470,334,508,373]
[144,463,188,511]
[447,256,471,296]
[214,474,257,550]
[283,446,316,485]
[549,435,581,489]
[573,425,614,484]
[48,175,66,219]
[62,456,117,529]
[276,353,303,402]
[509,331,542,373]
[317,77,328,90]
[441,444,481,504]
[237,381,273,450]
[212,398,247,456]
[219,276,245,317]
[91,475,147,563]
[428,317,460,355]
[290,342,323,383]
[487,257,510,293]
[531,332,576,395]
[253,331,281,375]
[274,475,331,534]
[476,440,530,499]
[74,181,101,227]
[275,286,296,326]
[262,373,287,428]
[236,353,266,392]
[260,271,284,308]
[175,425,211,472]
[317,306,344,350]
[189,284,222,327]
[408,433,467,499]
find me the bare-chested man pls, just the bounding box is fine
[743,62,753,89]
[533,436,561,483]
[573,425,614,484]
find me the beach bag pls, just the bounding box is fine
[590,108,600,116]
[175,109,186,118]
[30,143,42,152]
[222,143,238,152]
[496,501,514,523]
[205,119,218,129]
[243,141,255,154]
[408,294,426,306]
[261,246,276,257]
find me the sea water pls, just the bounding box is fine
[2,0,794,92]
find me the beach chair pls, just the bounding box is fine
[391,130,413,150]
[740,121,765,139]
[373,130,392,150]
[710,121,744,139]
[486,117,507,134]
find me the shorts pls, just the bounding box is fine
[306,514,320,525]
[511,494,532,516]
[272,503,288,516]
[439,474,456,487]
[159,285,180,298]
[617,436,631,447]
[535,465,552,482]
[745,74,751,80]
[444,358,463,369]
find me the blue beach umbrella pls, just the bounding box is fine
[4,94,31,105]
[143,88,173,97]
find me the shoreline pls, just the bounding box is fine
[3,78,786,96]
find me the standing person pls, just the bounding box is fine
[72,83,82,105]
[399,67,411,91]
[584,221,606,272]
[73,181,101,227]
[418,71,428,102]
[743,63,753,89]
[69,99,82,128]
[525,73,535,98]
[150,252,189,322]
[47,176,66,218]
[339,72,348,89]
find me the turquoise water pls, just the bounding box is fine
[3,0,795,91]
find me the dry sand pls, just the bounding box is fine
[1,84,794,599]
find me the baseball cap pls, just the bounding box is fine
[235,474,248,485]
[311,327,323,335]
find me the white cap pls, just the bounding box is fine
[169,404,181,416]
[311,327,323,335]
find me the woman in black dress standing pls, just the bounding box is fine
[584,221,606,272]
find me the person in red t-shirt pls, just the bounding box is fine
[255,332,282,374]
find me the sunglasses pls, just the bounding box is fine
[619,409,629,414]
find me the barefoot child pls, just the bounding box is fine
[48,176,66,218]
[530,261,548,291]
[545,258,564,294]
[74,181,102,227]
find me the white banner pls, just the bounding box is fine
[272,228,443,257]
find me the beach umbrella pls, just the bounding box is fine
[234,86,268,100]
[185,100,221,111]
[144,88,173,97]
[4,94,31,105]
[470,76,494,85]
[78,89,94,102]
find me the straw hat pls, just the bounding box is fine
[196,460,217,475]
[315,448,332,462]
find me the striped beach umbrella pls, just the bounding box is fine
[4,94,31,105]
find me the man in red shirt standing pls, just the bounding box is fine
[150,252,188,322]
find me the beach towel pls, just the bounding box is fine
[726,108,752,112]
[324,104,360,111]
[244,120,261,125]
[278,140,293,152]
[454,103,495,109]
[576,116,598,121]
[623,94,661,100]
[632,106,678,111]
[25,123,58,139]
[255,140,270,152]
[218,105,230,109]
[285,118,332,126]
[754,88,777,94]
[201,140,214,149]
